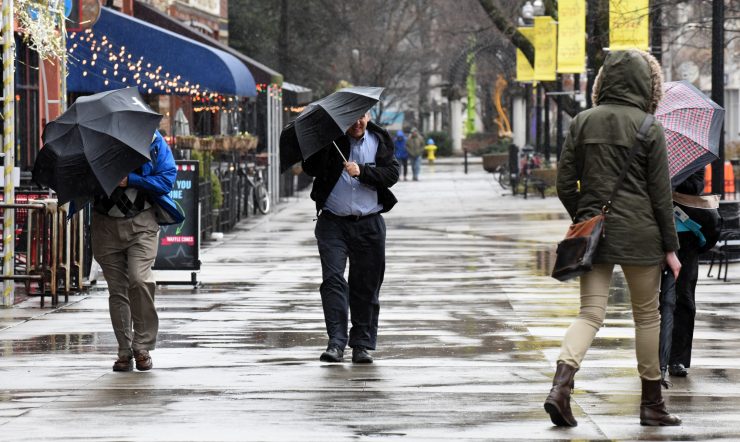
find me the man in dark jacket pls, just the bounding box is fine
[302,113,399,363]
[92,130,183,372]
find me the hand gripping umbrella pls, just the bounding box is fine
[279,86,384,172]
[655,80,724,187]
[32,87,162,205]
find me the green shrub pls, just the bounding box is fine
[427,131,452,157]
[210,170,223,209]
[480,137,513,155]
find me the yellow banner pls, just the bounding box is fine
[516,27,535,83]
[609,0,649,50]
[557,0,585,73]
[534,16,557,81]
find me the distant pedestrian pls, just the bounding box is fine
[92,130,183,372]
[394,130,409,180]
[546,50,681,426]
[406,128,425,181]
[302,112,399,364]
[659,167,720,382]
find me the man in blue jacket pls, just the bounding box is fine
[92,130,183,372]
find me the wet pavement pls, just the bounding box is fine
[2,158,740,441]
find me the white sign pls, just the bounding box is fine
[187,0,220,16]
[0,167,21,187]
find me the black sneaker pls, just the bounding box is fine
[319,345,344,362]
[352,346,373,364]
[668,363,688,377]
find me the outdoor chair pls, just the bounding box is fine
[707,201,740,282]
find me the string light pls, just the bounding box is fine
[67,29,258,114]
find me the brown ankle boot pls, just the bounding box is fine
[640,378,681,426]
[544,362,578,427]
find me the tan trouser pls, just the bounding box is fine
[558,263,662,380]
[92,209,160,359]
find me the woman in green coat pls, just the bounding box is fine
[545,50,682,427]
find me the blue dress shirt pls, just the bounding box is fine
[323,131,384,216]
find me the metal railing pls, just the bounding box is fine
[0,200,85,307]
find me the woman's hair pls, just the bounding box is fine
[591,50,664,114]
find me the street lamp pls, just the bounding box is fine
[532,0,545,17]
[520,1,534,147]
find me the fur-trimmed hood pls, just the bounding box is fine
[591,50,663,114]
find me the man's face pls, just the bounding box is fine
[347,114,370,139]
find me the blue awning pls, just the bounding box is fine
[67,8,256,97]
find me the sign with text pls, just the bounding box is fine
[516,27,535,83]
[534,17,557,81]
[154,161,200,271]
[609,0,649,50]
[557,0,586,73]
[187,0,220,16]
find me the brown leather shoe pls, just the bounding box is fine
[112,356,133,372]
[134,350,153,371]
[640,379,681,426]
[544,362,578,427]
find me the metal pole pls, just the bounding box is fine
[650,0,662,64]
[556,76,564,162]
[535,84,542,152]
[524,83,531,146]
[544,85,551,163]
[586,0,597,109]
[2,0,15,306]
[711,0,724,198]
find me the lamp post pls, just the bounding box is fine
[521,1,534,147]
[532,0,546,157]
[711,0,724,198]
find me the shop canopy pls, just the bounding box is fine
[66,7,256,97]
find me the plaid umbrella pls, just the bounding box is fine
[655,80,724,187]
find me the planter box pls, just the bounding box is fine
[529,168,558,186]
[482,153,508,173]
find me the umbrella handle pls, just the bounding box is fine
[333,141,360,180]
[333,141,348,163]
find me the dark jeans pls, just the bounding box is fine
[660,232,700,369]
[398,158,408,180]
[315,212,386,350]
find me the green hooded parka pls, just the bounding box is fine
[557,50,679,266]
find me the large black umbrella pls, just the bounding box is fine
[32,87,162,205]
[280,86,384,172]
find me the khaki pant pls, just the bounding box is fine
[558,263,662,380]
[92,209,160,359]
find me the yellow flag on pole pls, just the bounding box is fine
[557,0,585,73]
[609,0,650,50]
[534,16,557,81]
[516,27,535,82]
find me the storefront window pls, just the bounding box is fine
[14,37,40,172]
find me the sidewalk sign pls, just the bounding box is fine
[154,160,200,286]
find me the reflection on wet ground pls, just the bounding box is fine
[1,162,740,440]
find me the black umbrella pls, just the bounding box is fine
[280,86,384,172]
[659,269,676,386]
[33,87,162,205]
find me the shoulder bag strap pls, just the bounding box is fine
[603,114,655,213]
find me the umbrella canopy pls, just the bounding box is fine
[280,86,384,172]
[655,80,724,187]
[33,87,162,205]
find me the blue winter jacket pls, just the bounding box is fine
[394,134,408,160]
[127,130,185,225]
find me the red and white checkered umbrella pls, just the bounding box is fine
[655,80,724,187]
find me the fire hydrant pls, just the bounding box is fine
[424,138,437,164]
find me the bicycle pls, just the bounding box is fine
[520,149,545,199]
[244,162,270,215]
